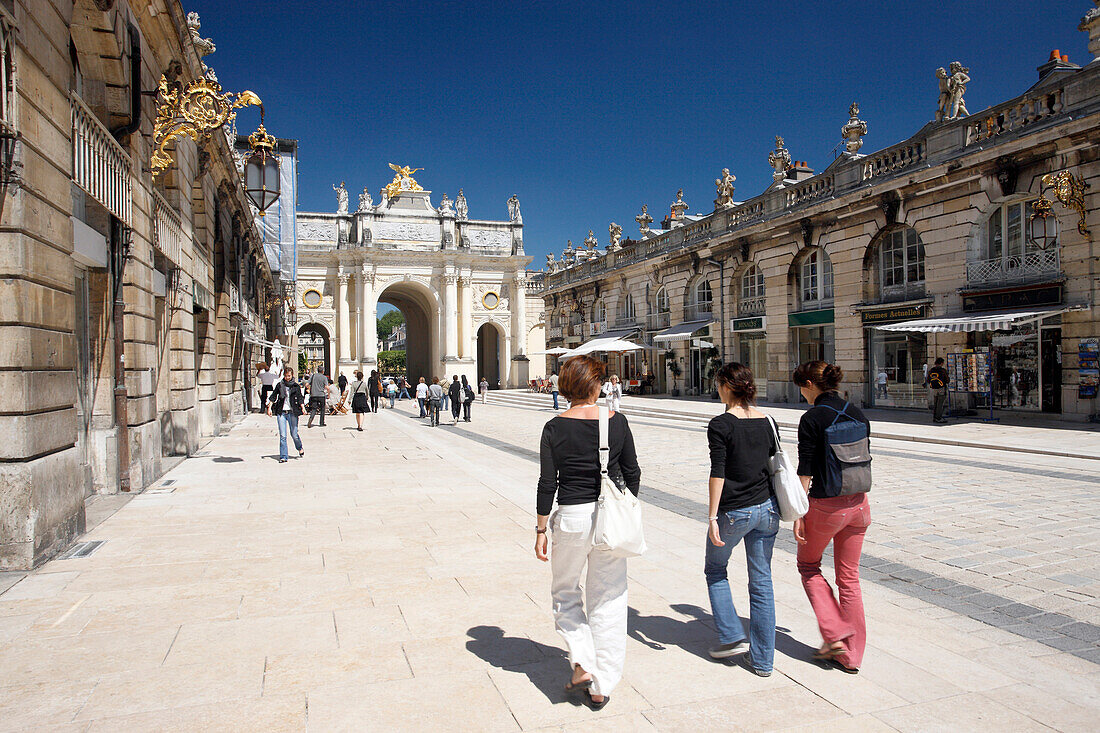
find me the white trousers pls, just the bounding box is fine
[550,502,628,697]
[605,395,621,412]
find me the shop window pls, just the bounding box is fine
[799,249,833,309]
[739,265,765,315]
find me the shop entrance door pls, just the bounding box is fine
[1041,328,1061,413]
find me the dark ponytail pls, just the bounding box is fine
[791,360,843,391]
[714,362,757,406]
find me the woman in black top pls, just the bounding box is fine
[703,362,780,676]
[368,370,382,413]
[791,360,872,673]
[348,370,369,431]
[448,376,464,425]
[535,355,640,710]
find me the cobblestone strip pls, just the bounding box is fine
[452,427,1100,667]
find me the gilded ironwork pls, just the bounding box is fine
[384,163,424,199]
[1041,170,1090,237]
[152,74,262,178]
[248,121,275,153]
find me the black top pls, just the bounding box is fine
[796,392,871,498]
[928,366,949,389]
[707,413,776,511]
[449,380,464,403]
[268,379,304,416]
[338,374,348,391]
[369,376,383,396]
[537,413,641,516]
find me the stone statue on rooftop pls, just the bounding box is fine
[385,164,424,199]
[358,187,373,212]
[455,189,469,221]
[507,194,522,224]
[439,193,455,217]
[608,222,623,251]
[714,168,736,209]
[635,204,653,233]
[671,188,689,220]
[546,253,556,270]
[948,61,971,120]
[333,181,348,214]
[584,230,598,250]
[768,137,791,185]
[187,13,216,58]
[1082,2,1100,63]
[841,102,868,155]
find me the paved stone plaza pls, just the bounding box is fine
[1,398,1097,731]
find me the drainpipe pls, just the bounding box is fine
[110,218,131,492]
[705,258,726,361]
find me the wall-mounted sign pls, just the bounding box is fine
[788,308,834,327]
[730,316,766,332]
[861,304,926,325]
[962,285,1062,313]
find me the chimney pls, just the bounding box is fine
[788,161,815,183]
[1037,49,1080,80]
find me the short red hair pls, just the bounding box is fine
[558,355,605,403]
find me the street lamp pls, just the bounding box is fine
[243,109,280,216]
[285,303,298,326]
[1028,193,1059,250]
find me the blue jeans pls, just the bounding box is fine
[276,412,302,460]
[389,394,396,408]
[552,390,559,409]
[417,397,427,417]
[399,388,410,399]
[704,495,779,672]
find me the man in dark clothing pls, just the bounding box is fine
[267,367,305,462]
[398,376,411,400]
[307,365,328,427]
[337,372,348,394]
[927,357,950,424]
[448,375,463,425]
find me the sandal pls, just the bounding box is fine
[584,689,609,711]
[812,641,845,661]
[564,679,591,694]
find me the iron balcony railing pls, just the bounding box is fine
[152,189,183,266]
[737,296,766,316]
[646,312,671,330]
[876,282,927,304]
[613,314,639,328]
[966,249,1061,287]
[71,92,132,225]
[684,303,713,322]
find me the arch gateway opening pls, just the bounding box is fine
[292,171,545,387]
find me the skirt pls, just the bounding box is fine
[351,393,369,413]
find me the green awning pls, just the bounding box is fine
[788,308,834,327]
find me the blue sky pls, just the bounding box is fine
[193,1,1088,270]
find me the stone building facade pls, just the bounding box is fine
[295,177,545,387]
[542,20,1100,422]
[0,1,281,569]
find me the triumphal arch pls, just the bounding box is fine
[294,165,544,387]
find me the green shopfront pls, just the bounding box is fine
[862,304,930,409]
[788,309,834,402]
[731,315,768,395]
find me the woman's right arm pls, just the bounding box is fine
[535,424,556,561]
[794,414,815,544]
[706,420,728,546]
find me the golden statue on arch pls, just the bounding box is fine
[385,163,424,199]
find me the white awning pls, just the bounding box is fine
[876,307,1068,333]
[652,320,713,342]
[563,334,647,358]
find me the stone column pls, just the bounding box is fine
[511,272,527,357]
[459,275,473,359]
[360,265,376,364]
[443,272,459,358]
[337,268,351,362]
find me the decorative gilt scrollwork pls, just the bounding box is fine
[1040,170,1090,237]
[152,74,262,178]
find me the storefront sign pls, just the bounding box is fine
[730,316,765,332]
[788,309,834,327]
[962,285,1062,313]
[860,304,926,325]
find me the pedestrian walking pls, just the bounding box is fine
[368,370,382,413]
[791,360,872,674]
[428,377,444,426]
[398,376,411,400]
[461,375,474,422]
[387,378,397,408]
[448,375,463,425]
[480,376,489,404]
[349,370,369,431]
[703,363,779,676]
[927,357,950,423]
[534,355,641,711]
[440,376,450,414]
[875,369,888,399]
[415,377,429,417]
[307,365,327,427]
[258,362,277,410]
[549,370,560,409]
[337,372,348,395]
[603,374,623,412]
[267,366,305,462]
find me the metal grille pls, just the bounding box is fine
[71,93,132,225]
[62,540,106,559]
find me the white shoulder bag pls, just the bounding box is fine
[593,405,647,557]
[766,415,809,522]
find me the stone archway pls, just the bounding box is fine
[476,321,507,389]
[298,322,332,377]
[377,279,440,382]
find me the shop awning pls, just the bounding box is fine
[652,319,713,343]
[563,330,647,358]
[876,306,1069,333]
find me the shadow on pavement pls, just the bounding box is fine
[211,456,243,463]
[466,625,577,705]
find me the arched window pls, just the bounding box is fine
[979,200,1051,262]
[799,249,833,308]
[654,286,669,314]
[693,280,713,311]
[971,199,1061,286]
[623,293,635,320]
[739,265,765,315]
[879,227,925,300]
[593,300,606,324]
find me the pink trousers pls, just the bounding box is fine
[796,494,871,669]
